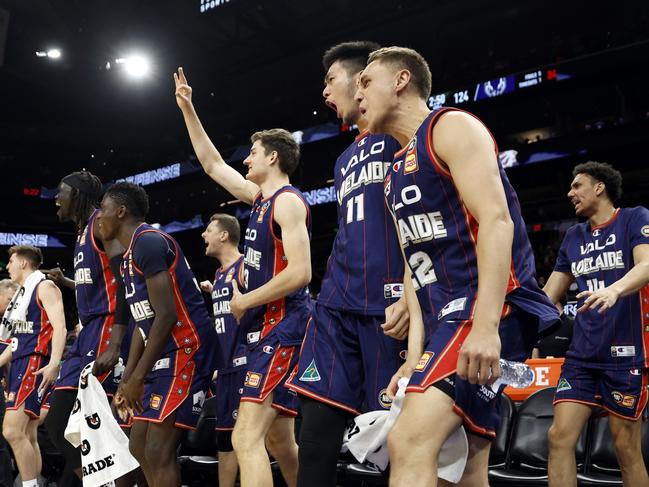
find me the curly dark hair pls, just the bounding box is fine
[572,161,623,203]
[104,182,150,219]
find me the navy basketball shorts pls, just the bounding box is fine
[6,354,51,418]
[241,330,300,417]
[407,308,538,439]
[55,314,116,393]
[212,368,246,430]
[286,302,406,415]
[134,352,213,430]
[554,362,649,420]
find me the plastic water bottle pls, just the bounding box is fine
[497,359,534,388]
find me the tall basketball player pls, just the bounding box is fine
[356,47,559,486]
[175,67,310,487]
[285,41,408,487]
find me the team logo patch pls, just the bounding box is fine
[245,372,263,388]
[299,359,321,382]
[642,225,649,237]
[378,389,392,409]
[257,201,271,223]
[556,378,572,392]
[85,413,101,430]
[612,391,637,409]
[225,268,235,283]
[415,352,434,371]
[403,137,418,174]
[150,394,163,410]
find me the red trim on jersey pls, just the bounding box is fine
[33,282,53,356]
[9,355,43,412]
[248,346,294,403]
[407,320,473,392]
[452,403,497,439]
[95,314,116,384]
[641,286,649,368]
[424,107,501,180]
[590,208,621,231]
[155,355,195,423]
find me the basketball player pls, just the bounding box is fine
[544,161,649,487]
[200,214,247,487]
[284,41,408,487]
[355,47,559,486]
[43,171,131,479]
[175,67,310,487]
[1,246,66,487]
[97,182,219,487]
[0,279,18,487]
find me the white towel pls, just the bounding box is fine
[64,363,139,487]
[0,270,45,341]
[342,377,468,483]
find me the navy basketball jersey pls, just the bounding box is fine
[122,224,220,372]
[11,280,53,359]
[212,256,247,371]
[555,207,649,369]
[384,108,558,331]
[318,132,405,314]
[240,186,311,344]
[74,209,117,324]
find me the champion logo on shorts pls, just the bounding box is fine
[641,225,649,237]
[630,368,642,376]
[556,378,572,392]
[299,359,321,382]
[611,345,635,357]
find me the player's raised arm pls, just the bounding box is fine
[174,67,259,205]
[435,111,513,385]
[229,192,311,320]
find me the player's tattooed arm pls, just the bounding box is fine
[578,243,649,314]
[229,192,311,321]
[35,280,67,395]
[435,111,512,385]
[174,67,259,205]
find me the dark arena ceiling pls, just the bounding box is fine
[0,0,648,284]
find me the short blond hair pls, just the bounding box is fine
[367,46,432,99]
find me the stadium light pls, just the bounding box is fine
[115,55,151,79]
[35,48,62,59]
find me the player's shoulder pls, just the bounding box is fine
[620,206,649,220]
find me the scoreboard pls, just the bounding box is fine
[428,67,571,109]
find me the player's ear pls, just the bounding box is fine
[395,69,411,95]
[116,205,127,219]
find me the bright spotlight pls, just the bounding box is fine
[47,49,62,59]
[116,55,151,78]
